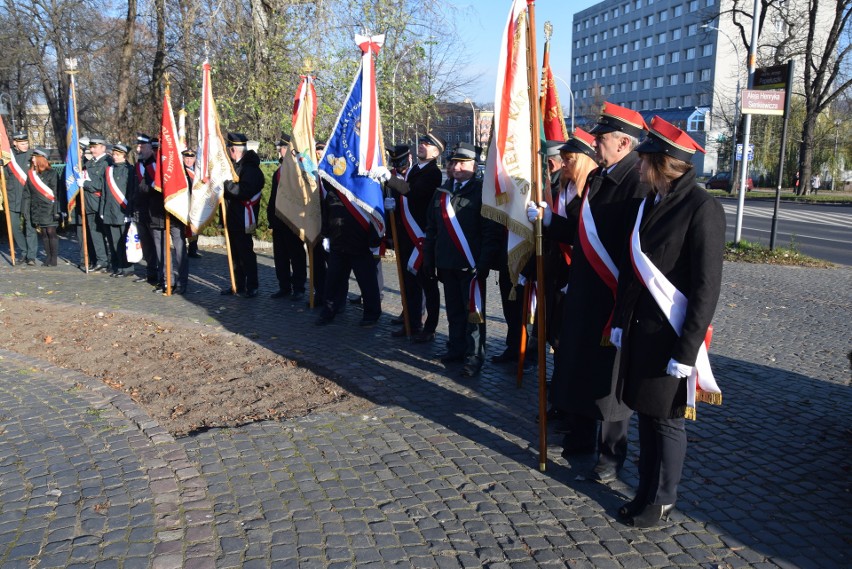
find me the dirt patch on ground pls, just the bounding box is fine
[0,296,369,437]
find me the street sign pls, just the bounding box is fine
[741,89,785,115]
[754,64,790,90]
[736,144,754,161]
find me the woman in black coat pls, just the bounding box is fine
[26,148,60,266]
[610,116,725,528]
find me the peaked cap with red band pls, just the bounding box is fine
[588,102,648,139]
[559,128,597,160]
[635,115,705,162]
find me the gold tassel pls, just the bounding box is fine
[468,313,485,324]
[495,192,510,206]
[684,406,697,421]
[600,335,612,347]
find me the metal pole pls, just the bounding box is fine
[832,119,840,192]
[553,76,575,133]
[702,25,742,186]
[770,60,794,250]
[464,98,475,144]
[734,0,761,244]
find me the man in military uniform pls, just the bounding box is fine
[221,133,264,297]
[101,143,135,276]
[385,132,444,342]
[269,135,308,300]
[423,142,503,378]
[182,149,202,258]
[132,134,159,284]
[4,131,37,264]
[79,136,112,271]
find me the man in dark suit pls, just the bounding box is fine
[537,102,649,483]
[80,136,112,272]
[268,135,308,300]
[384,132,445,342]
[4,131,37,264]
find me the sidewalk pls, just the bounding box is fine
[0,237,850,568]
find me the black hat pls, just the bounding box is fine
[419,131,447,153]
[226,132,248,146]
[12,131,28,141]
[588,102,649,139]
[150,137,159,149]
[543,140,565,158]
[449,142,480,162]
[635,116,705,162]
[32,147,49,158]
[89,136,107,146]
[276,134,291,148]
[388,144,411,161]
[559,128,597,160]
[181,149,196,157]
[112,143,129,154]
[136,133,151,144]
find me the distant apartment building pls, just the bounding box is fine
[570,0,807,175]
[432,102,493,158]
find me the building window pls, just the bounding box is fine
[634,19,641,30]
[655,76,665,87]
[687,23,698,35]
[632,60,639,70]
[674,5,683,16]
[700,68,711,81]
[603,30,608,39]
[584,37,589,46]
[611,65,618,74]
[575,40,581,48]
[575,57,581,66]
[623,43,629,53]
[688,109,706,131]
[685,47,696,59]
[669,74,679,85]
[656,98,664,107]
[684,71,694,83]
[621,63,628,73]
[602,50,607,59]
[659,10,668,21]
[636,0,642,7]
[642,100,650,110]
[585,19,590,28]
[582,89,588,98]
[645,37,653,47]
[669,96,679,106]
[593,34,599,43]
[642,78,651,89]
[702,44,714,57]
[706,0,715,5]
[593,52,598,61]
[670,51,680,63]
[602,68,607,77]
[699,93,710,105]
[614,7,620,16]
[631,81,638,91]
[625,3,631,13]
[683,95,693,105]
[592,69,597,78]
[633,40,641,50]
[623,23,630,33]
[689,0,699,11]
[583,72,588,80]
[644,57,653,68]
[672,28,681,40]
[657,54,666,65]
[583,55,589,63]
[658,32,667,43]
[646,15,655,25]
[604,12,609,21]
[610,84,616,94]
[577,23,582,32]
[594,15,600,24]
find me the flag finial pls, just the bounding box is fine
[544,21,553,41]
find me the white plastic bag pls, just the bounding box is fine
[125,221,143,263]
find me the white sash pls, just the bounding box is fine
[242,191,262,233]
[28,170,55,201]
[440,191,483,323]
[106,166,128,208]
[400,195,425,274]
[9,154,27,185]
[629,200,721,419]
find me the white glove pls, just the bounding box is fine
[666,358,693,379]
[609,327,623,349]
[76,175,87,188]
[526,201,552,226]
[322,237,330,253]
[372,166,391,183]
[383,197,396,211]
[517,274,527,286]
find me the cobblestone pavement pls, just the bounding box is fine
[0,235,850,568]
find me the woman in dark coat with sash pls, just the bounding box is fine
[610,116,725,528]
[26,148,60,266]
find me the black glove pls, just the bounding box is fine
[223,180,238,196]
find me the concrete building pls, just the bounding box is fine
[570,0,805,176]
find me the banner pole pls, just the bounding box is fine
[0,168,14,265]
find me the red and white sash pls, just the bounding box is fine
[136,161,156,184]
[629,200,721,419]
[28,170,55,202]
[400,196,425,274]
[553,182,579,266]
[241,191,262,233]
[439,191,483,323]
[8,154,27,185]
[106,166,129,209]
[577,193,619,342]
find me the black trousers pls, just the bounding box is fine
[322,250,381,321]
[137,217,159,278]
[311,241,328,303]
[271,222,307,294]
[439,268,486,365]
[564,415,630,468]
[40,225,59,266]
[635,414,686,506]
[402,263,441,333]
[226,220,258,291]
[11,209,39,261]
[498,266,526,357]
[76,212,108,266]
[104,224,128,272]
[152,221,189,287]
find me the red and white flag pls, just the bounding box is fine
[0,116,12,166]
[156,84,190,223]
[188,61,237,234]
[481,0,535,282]
[354,33,385,176]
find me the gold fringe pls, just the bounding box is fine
[468,313,485,324]
[697,391,723,406]
[684,406,696,421]
[600,336,612,347]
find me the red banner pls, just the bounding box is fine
[156,85,190,223]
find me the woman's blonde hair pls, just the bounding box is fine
[32,154,51,173]
[563,152,598,196]
[640,152,693,194]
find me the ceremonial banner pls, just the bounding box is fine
[188,61,237,234]
[481,0,535,279]
[0,115,11,165]
[540,29,568,141]
[156,85,190,223]
[64,75,84,213]
[276,75,321,246]
[318,36,386,236]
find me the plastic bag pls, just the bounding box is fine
[125,221,143,263]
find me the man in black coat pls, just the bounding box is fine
[384,132,445,342]
[4,131,37,264]
[101,143,135,277]
[221,133,264,297]
[423,143,503,378]
[133,134,159,284]
[539,102,649,483]
[268,135,308,300]
[80,137,112,272]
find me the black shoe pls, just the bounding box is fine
[490,350,518,364]
[147,276,159,285]
[347,293,362,305]
[173,284,186,295]
[586,461,619,484]
[390,313,405,325]
[153,283,166,292]
[244,288,258,298]
[132,276,148,283]
[560,444,597,458]
[188,252,202,258]
[220,287,237,295]
[92,263,108,272]
[628,504,674,528]
[412,330,436,343]
[290,291,305,301]
[26,259,36,266]
[460,363,481,378]
[359,318,379,327]
[315,315,333,326]
[270,289,291,299]
[617,498,646,520]
[439,353,465,364]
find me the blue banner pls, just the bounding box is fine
[64,78,82,212]
[318,67,385,235]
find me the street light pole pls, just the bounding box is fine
[552,75,574,132]
[391,42,419,144]
[832,118,841,192]
[463,98,475,144]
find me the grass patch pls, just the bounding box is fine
[708,189,852,204]
[725,240,833,268]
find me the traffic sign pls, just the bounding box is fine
[736,144,754,161]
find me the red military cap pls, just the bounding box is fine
[589,102,649,139]
[559,128,597,160]
[636,115,705,162]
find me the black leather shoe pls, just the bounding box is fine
[92,263,108,272]
[617,498,646,520]
[490,350,518,364]
[587,461,619,483]
[460,363,481,378]
[270,289,290,299]
[244,288,258,298]
[26,259,36,266]
[153,283,166,293]
[390,313,405,325]
[628,504,674,528]
[147,276,159,285]
[412,330,436,343]
[220,287,237,295]
[173,284,186,295]
[132,276,148,283]
[188,252,203,258]
[439,353,465,364]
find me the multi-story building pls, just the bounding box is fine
[431,102,493,159]
[570,0,804,176]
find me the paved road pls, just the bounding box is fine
[0,236,850,568]
[721,199,852,265]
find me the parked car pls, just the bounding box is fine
[705,172,754,192]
